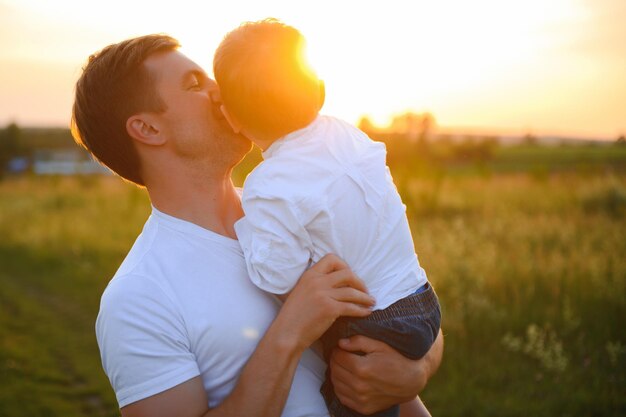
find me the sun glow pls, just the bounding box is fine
[299,0,593,130]
[1,0,624,138]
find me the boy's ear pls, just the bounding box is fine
[318,80,325,110]
[220,105,242,134]
[126,114,166,146]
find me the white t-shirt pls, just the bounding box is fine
[235,115,427,309]
[95,207,329,416]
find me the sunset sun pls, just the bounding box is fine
[1,0,624,138]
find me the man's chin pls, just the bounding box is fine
[229,132,253,146]
[233,133,253,152]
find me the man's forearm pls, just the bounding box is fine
[205,322,303,417]
[206,254,375,417]
[119,327,305,417]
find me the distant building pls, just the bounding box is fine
[32,149,110,175]
[7,157,29,174]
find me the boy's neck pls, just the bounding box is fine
[244,115,319,152]
[254,137,279,152]
[243,129,282,152]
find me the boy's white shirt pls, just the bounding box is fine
[235,115,427,309]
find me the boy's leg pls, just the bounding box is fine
[399,398,431,417]
[320,283,441,417]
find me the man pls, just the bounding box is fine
[72,34,443,417]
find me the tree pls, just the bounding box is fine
[357,116,376,135]
[389,111,436,143]
[522,133,538,146]
[0,122,21,179]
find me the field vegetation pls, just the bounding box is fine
[0,140,624,416]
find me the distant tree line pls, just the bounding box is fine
[0,123,23,179]
[357,112,500,177]
[1,120,624,181]
[0,122,92,179]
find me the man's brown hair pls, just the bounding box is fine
[71,34,180,186]
[214,19,323,140]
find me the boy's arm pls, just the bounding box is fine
[121,255,375,417]
[329,330,443,415]
[236,190,314,295]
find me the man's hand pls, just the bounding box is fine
[329,329,443,415]
[275,254,376,352]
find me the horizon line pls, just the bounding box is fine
[1,119,622,142]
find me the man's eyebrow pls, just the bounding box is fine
[182,69,209,84]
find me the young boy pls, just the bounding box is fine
[214,19,441,417]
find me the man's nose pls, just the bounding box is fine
[207,82,222,104]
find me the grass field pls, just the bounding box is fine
[0,146,625,416]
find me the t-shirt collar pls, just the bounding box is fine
[150,205,241,248]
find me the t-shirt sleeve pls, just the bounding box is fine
[95,274,200,408]
[235,191,313,294]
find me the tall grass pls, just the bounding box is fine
[407,174,626,415]
[0,169,624,416]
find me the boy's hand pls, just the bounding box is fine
[329,330,443,415]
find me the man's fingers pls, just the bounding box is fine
[330,287,375,308]
[331,376,379,415]
[337,301,374,319]
[306,254,372,297]
[337,335,387,354]
[309,254,348,274]
[330,347,359,374]
[326,268,369,294]
[329,351,356,383]
[329,377,361,411]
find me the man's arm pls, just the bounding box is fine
[121,255,375,417]
[329,329,444,415]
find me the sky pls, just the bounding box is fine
[0,0,625,139]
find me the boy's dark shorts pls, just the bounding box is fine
[320,282,441,417]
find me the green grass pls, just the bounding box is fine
[490,144,626,176]
[0,177,149,417]
[0,156,625,415]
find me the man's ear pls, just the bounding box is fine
[220,105,242,134]
[318,80,326,110]
[126,114,166,146]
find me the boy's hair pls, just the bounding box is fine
[214,19,323,139]
[71,34,180,186]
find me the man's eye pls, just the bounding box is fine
[188,77,203,90]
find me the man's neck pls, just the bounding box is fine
[146,166,243,239]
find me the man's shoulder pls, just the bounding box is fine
[98,217,175,313]
[112,212,202,278]
[99,272,170,315]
